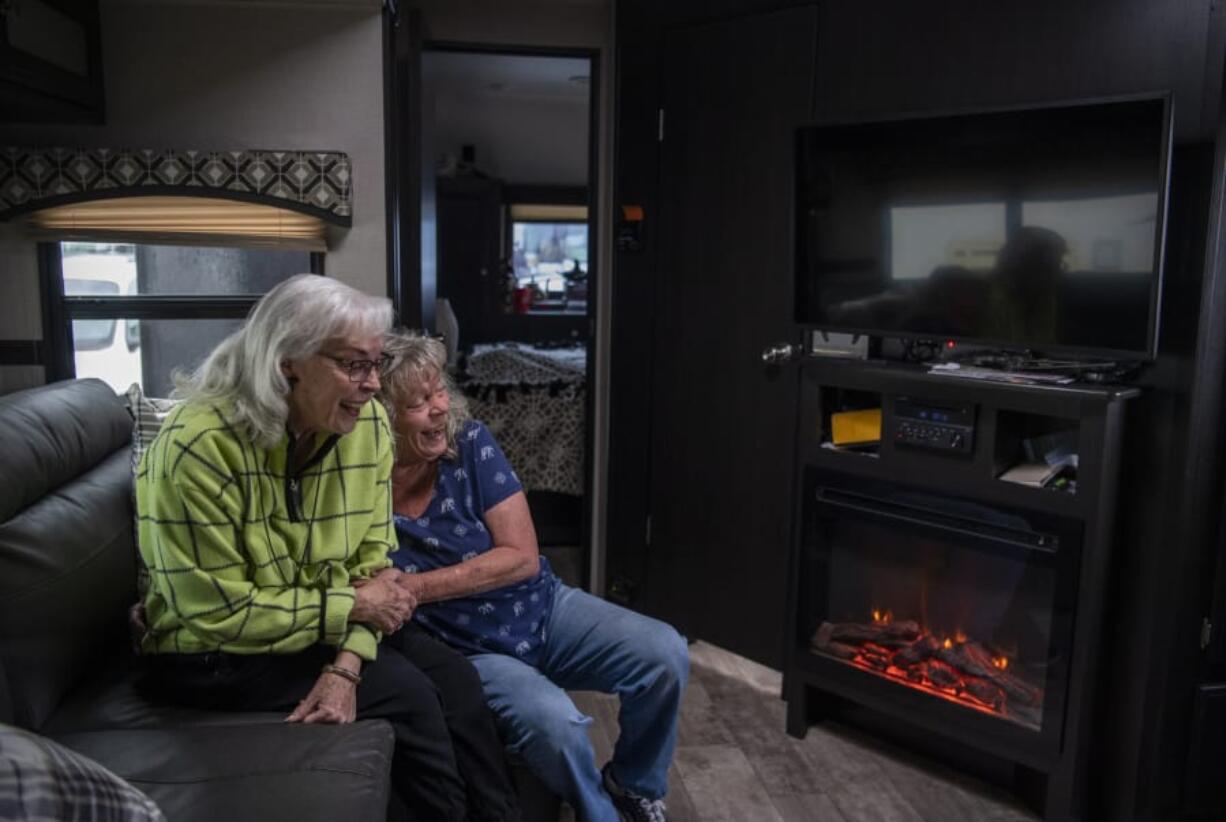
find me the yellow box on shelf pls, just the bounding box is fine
[831,408,882,446]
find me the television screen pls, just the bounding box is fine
[795,97,1171,358]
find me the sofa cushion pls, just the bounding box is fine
[0,380,137,732]
[0,379,131,524]
[1,723,164,821]
[0,447,136,732]
[53,722,394,822]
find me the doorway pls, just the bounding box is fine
[419,44,599,590]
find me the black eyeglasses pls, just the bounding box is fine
[318,352,394,383]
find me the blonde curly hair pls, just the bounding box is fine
[379,329,471,460]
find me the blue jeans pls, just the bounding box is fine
[468,584,689,822]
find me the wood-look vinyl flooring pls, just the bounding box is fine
[564,641,1040,822]
[538,546,1037,821]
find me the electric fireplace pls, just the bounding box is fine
[785,358,1135,820]
[792,471,1083,765]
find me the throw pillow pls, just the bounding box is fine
[123,384,179,599]
[0,724,164,821]
[125,383,178,466]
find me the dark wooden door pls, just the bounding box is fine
[436,177,502,344]
[645,7,817,669]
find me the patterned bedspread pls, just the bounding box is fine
[458,343,586,496]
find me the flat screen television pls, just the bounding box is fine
[794,96,1172,360]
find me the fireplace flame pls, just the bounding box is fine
[810,614,1044,730]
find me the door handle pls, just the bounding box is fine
[761,342,797,365]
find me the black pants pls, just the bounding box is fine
[387,623,521,822]
[143,625,519,822]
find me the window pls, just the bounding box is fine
[889,203,1007,280]
[508,203,588,314]
[48,241,317,395]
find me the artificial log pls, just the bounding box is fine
[927,660,961,689]
[827,620,921,647]
[812,622,915,660]
[822,640,859,660]
[891,634,940,667]
[860,646,892,671]
[963,678,1004,707]
[936,641,1043,708]
[812,622,835,649]
[810,623,861,659]
[809,620,1044,726]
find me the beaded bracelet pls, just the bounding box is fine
[321,664,362,685]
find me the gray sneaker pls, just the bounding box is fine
[602,764,667,822]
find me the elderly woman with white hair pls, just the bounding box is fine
[380,330,689,822]
[135,275,519,822]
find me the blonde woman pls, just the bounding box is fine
[381,330,688,822]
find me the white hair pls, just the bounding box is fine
[174,274,393,448]
[379,329,470,460]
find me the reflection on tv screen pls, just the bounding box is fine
[795,98,1169,357]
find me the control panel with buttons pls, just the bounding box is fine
[893,397,976,455]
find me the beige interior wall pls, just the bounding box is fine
[434,90,590,185]
[0,0,388,392]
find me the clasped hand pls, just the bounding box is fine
[350,568,416,634]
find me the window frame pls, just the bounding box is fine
[38,241,324,384]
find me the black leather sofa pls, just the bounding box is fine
[0,379,558,821]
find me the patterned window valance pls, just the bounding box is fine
[0,147,352,225]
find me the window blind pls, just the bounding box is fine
[508,203,588,222]
[23,196,328,250]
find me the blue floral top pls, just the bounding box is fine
[390,420,557,665]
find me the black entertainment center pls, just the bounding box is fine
[784,357,1134,821]
[782,94,1172,821]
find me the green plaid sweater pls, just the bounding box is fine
[136,398,394,661]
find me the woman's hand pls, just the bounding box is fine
[350,570,416,634]
[285,667,358,724]
[128,601,148,652]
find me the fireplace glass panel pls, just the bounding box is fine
[810,487,1072,732]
